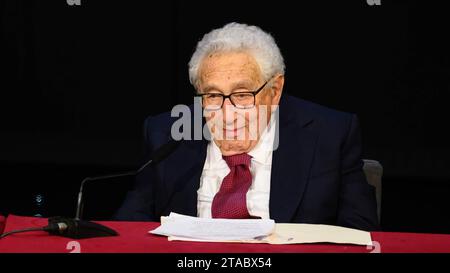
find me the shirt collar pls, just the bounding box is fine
[248,115,276,165]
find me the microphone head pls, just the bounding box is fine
[48,217,118,239]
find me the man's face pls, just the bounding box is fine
[197,51,284,156]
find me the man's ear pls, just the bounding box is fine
[270,74,284,105]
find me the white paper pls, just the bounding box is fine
[150,213,372,246]
[150,212,275,241]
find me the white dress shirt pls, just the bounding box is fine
[197,117,276,219]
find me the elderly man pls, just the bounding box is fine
[115,23,379,231]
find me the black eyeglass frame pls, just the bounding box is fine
[195,80,270,110]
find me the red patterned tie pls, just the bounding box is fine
[211,153,253,219]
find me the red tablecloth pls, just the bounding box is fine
[1,215,450,253]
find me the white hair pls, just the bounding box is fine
[188,22,285,89]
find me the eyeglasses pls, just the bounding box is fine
[196,80,269,110]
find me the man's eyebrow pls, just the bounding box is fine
[202,84,223,93]
[230,80,254,90]
[202,80,256,93]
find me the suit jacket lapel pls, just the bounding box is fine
[269,96,318,223]
[159,104,209,217]
[159,139,207,217]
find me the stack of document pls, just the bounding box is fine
[150,213,372,246]
[150,213,275,241]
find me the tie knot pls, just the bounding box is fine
[222,153,252,167]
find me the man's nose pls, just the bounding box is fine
[222,98,236,125]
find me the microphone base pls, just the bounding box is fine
[48,217,119,239]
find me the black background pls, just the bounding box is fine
[1,0,449,233]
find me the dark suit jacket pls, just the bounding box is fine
[114,95,380,231]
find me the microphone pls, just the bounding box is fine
[0,216,118,239]
[75,138,181,220]
[0,139,181,240]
